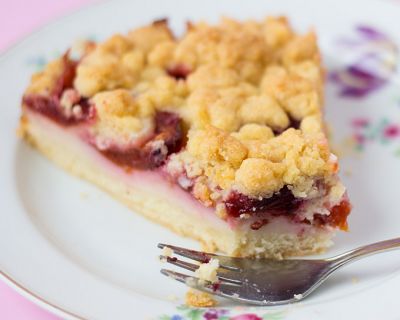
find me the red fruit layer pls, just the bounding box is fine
[250,219,270,230]
[166,64,191,80]
[224,186,303,218]
[314,199,352,230]
[22,51,349,230]
[224,187,350,229]
[100,111,184,169]
[23,52,95,125]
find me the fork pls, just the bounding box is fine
[158,238,400,305]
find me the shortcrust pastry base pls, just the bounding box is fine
[20,110,334,258]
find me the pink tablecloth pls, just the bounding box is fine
[1,0,400,319]
[0,1,94,318]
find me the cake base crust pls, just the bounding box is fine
[20,110,334,258]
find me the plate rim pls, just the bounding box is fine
[0,1,110,319]
[1,0,399,319]
[0,269,83,320]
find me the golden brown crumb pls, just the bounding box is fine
[232,123,274,144]
[235,158,285,197]
[185,289,217,307]
[239,94,289,131]
[91,89,154,146]
[26,58,64,95]
[25,16,335,199]
[16,115,29,138]
[21,14,349,261]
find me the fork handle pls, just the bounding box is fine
[329,237,400,267]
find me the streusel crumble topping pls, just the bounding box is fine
[24,16,334,199]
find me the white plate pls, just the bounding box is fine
[1,0,400,319]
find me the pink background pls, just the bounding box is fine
[1,0,399,319]
[0,1,94,318]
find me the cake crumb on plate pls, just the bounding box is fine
[351,277,359,284]
[162,246,173,257]
[79,191,89,199]
[194,258,219,283]
[166,294,179,302]
[185,289,217,307]
[294,293,303,300]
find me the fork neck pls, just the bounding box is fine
[327,237,400,268]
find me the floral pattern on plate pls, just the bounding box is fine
[329,25,399,98]
[350,117,400,155]
[157,305,286,320]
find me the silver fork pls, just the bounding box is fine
[158,238,400,305]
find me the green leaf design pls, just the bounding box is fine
[158,315,171,320]
[355,144,364,152]
[186,308,204,320]
[262,311,286,320]
[366,121,380,140]
[380,137,390,145]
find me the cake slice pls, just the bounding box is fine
[19,17,351,258]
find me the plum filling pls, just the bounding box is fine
[166,64,191,80]
[224,186,302,218]
[224,186,351,230]
[23,94,94,125]
[100,111,184,169]
[51,53,77,98]
[273,116,301,135]
[250,219,269,230]
[23,52,95,125]
[288,116,301,130]
[22,51,349,230]
[314,200,352,230]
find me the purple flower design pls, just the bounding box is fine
[356,25,388,41]
[230,314,263,320]
[203,309,228,320]
[159,306,286,320]
[330,66,386,97]
[330,25,398,98]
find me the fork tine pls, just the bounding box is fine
[160,269,242,300]
[160,268,242,289]
[160,256,243,285]
[158,243,241,271]
[160,268,198,285]
[158,243,213,263]
[160,255,198,271]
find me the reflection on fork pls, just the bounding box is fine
[158,238,400,305]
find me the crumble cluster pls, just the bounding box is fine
[185,289,217,308]
[194,258,220,284]
[91,89,154,148]
[26,16,336,198]
[26,59,66,95]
